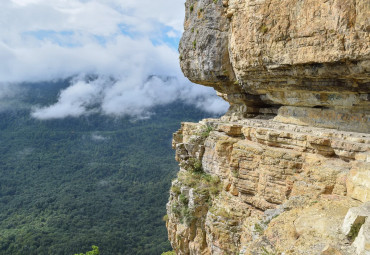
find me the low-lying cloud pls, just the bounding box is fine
[0,0,229,118]
[31,76,229,119]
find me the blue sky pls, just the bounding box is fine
[0,0,228,119]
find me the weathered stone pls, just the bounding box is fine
[342,203,370,236]
[352,218,370,255]
[321,245,343,255]
[347,162,370,202]
[167,0,370,254]
[179,0,236,91]
[167,120,369,254]
[342,203,370,255]
[275,106,370,133]
[179,0,370,131]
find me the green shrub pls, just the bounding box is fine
[184,158,203,173]
[171,185,181,196]
[162,214,169,222]
[181,207,194,225]
[171,201,181,216]
[179,173,199,187]
[209,185,221,196]
[179,194,189,205]
[75,245,99,255]
[161,251,176,255]
[190,5,194,12]
[200,125,213,138]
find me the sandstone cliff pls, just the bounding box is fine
[166,0,370,254]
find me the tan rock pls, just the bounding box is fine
[342,203,370,235]
[352,218,370,255]
[179,0,370,131]
[321,245,343,255]
[168,0,369,253]
[342,203,370,255]
[167,118,368,254]
[347,162,370,202]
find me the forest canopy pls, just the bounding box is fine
[0,81,218,254]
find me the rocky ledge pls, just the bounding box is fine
[166,119,369,254]
[179,0,369,132]
[166,0,370,254]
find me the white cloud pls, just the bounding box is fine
[91,134,109,141]
[31,79,104,119]
[0,0,229,118]
[31,75,228,119]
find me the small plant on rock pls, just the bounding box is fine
[254,223,264,235]
[259,24,268,34]
[184,158,203,173]
[200,125,213,138]
[179,194,189,205]
[171,185,181,196]
[348,222,363,241]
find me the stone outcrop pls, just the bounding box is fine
[166,0,370,254]
[179,0,369,132]
[166,120,369,254]
[342,203,370,255]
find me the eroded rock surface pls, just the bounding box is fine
[167,0,370,254]
[179,0,370,132]
[166,120,369,254]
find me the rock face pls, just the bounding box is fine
[166,0,370,254]
[179,0,369,132]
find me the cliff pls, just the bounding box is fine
[166,0,370,254]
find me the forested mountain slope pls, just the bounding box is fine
[0,81,217,255]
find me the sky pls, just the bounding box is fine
[0,0,228,119]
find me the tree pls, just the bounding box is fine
[75,245,100,255]
[161,251,176,255]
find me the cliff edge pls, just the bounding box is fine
[166,0,370,254]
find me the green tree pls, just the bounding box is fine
[161,251,176,255]
[75,245,100,255]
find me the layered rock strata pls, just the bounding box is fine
[166,0,370,254]
[166,119,369,254]
[179,0,369,132]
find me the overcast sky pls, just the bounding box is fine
[0,0,228,119]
